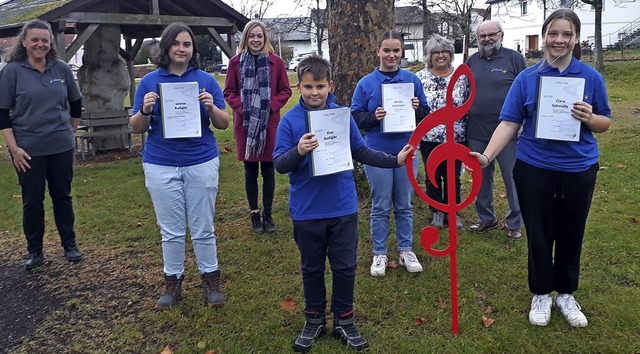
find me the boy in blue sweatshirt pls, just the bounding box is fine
[273,55,413,352]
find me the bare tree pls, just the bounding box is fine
[310,1,328,57]
[427,0,479,61]
[327,0,395,105]
[223,0,278,19]
[580,0,604,71]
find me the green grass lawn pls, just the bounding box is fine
[0,61,638,354]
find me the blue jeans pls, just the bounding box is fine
[143,158,220,277]
[364,158,418,255]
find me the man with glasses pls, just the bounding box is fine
[466,20,527,240]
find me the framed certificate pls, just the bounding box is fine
[158,81,202,139]
[307,107,353,176]
[535,76,585,142]
[381,82,415,133]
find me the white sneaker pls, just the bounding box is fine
[529,294,552,326]
[370,255,388,276]
[555,294,588,327]
[399,251,423,273]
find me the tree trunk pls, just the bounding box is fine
[593,1,604,72]
[77,2,130,151]
[327,0,395,106]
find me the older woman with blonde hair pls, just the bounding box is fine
[416,34,470,230]
[224,20,292,234]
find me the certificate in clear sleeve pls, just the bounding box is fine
[307,107,353,176]
[381,82,415,133]
[158,81,202,139]
[535,76,585,142]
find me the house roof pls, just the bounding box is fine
[263,17,313,42]
[0,0,248,39]
[395,6,423,25]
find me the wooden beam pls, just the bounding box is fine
[62,23,100,62]
[54,20,66,60]
[206,27,234,58]
[150,0,159,15]
[64,12,233,28]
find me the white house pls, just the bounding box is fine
[488,0,640,54]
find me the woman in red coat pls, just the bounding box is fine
[224,20,292,233]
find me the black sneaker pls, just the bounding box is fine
[293,313,327,353]
[263,211,276,233]
[251,212,264,233]
[64,246,83,262]
[25,252,44,270]
[332,314,369,351]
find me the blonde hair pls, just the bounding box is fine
[237,20,274,54]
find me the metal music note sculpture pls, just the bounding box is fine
[405,64,480,335]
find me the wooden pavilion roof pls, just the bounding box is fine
[0,0,249,58]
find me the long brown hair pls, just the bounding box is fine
[154,22,199,69]
[5,20,58,63]
[542,9,582,60]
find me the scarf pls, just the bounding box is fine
[240,51,271,159]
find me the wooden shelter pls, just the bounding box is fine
[0,0,248,102]
[0,0,248,155]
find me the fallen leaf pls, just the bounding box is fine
[280,297,297,312]
[160,346,173,354]
[415,317,427,325]
[83,179,89,184]
[499,193,507,198]
[482,316,495,328]
[136,221,143,227]
[387,260,398,269]
[616,163,627,169]
[484,306,493,314]
[435,296,446,309]
[11,194,21,199]
[631,217,638,224]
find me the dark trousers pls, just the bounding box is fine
[243,161,275,213]
[293,213,358,316]
[419,140,462,212]
[16,148,77,255]
[513,160,598,295]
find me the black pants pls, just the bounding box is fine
[419,140,462,212]
[293,213,358,316]
[16,148,77,255]
[243,161,275,213]
[513,160,598,295]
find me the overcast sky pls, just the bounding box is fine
[222,0,412,19]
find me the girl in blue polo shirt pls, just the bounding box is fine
[351,30,430,277]
[130,23,230,310]
[471,9,611,328]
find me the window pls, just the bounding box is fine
[521,0,528,15]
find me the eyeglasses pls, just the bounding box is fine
[478,31,501,40]
[431,50,450,56]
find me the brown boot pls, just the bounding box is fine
[202,270,226,307]
[155,274,183,310]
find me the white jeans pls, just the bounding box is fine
[143,158,220,277]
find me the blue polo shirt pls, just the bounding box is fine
[351,68,429,154]
[273,94,366,220]
[500,58,611,172]
[133,67,226,166]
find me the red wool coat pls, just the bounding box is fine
[224,53,292,162]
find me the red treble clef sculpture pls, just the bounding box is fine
[406,64,480,335]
